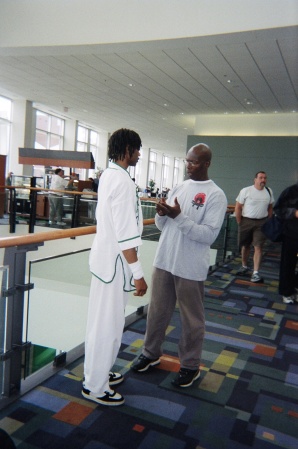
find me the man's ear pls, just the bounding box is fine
[124,145,130,158]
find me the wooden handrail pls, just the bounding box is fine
[1,185,98,196]
[0,219,155,248]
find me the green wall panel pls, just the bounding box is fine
[186,136,298,203]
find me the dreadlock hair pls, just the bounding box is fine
[108,128,142,162]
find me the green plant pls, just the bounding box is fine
[148,179,156,192]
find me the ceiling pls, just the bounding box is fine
[0,25,297,157]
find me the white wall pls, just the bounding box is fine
[0,1,296,49]
[194,113,298,136]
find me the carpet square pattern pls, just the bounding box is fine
[1,243,298,448]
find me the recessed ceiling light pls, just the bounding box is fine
[164,103,168,107]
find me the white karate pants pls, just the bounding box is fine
[83,271,128,396]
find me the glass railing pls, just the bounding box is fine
[0,209,237,406]
[24,238,158,377]
[4,187,159,233]
[23,211,237,377]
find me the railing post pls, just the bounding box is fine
[28,190,37,234]
[222,212,231,262]
[9,188,16,234]
[1,243,42,399]
[71,194,81,228]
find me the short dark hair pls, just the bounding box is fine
[108,128,142,161]
[255,171,266,178]
[55,168,63,175]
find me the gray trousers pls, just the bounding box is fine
[49,195,63,222]
[143,267,205,370]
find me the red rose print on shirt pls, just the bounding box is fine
[192,192,206,209]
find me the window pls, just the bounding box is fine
[35,110,64,150]
[161,154,170,191]
[128,151,142,185]
[0,96,12,157]
[172,158,180,187]
[76,124,100,180]
[76,124,99,153]
[147,150,157,188]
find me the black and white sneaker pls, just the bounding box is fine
[172,368,200,388]
[131,354,160,372]
[109,371,124,386]
[250,273,263,283]
[82,387,125,406]
[282,295,295,304]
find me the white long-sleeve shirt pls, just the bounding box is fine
[89,162,143,291]
[154,179,227,281]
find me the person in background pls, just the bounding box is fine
[132,143,227,388]
[48,168,75,226]
[235,171,274,282]
[82,128,147,406]
[5,172,13,213]
[92,170,103,193]
[5,172,13,186]
[273,180,298,304]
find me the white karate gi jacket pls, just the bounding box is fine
[89,162,143,291]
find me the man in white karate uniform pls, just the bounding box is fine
[82,128,147,406]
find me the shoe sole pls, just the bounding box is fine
[250,278,263,283]
[172,371,201,388]
[82,390,125,406]
[132,359,160,372]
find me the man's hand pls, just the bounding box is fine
[156,197,181,219]
[133,278,148,296]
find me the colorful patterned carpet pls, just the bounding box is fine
[1,242,298,449]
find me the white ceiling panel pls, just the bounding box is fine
[0,26,297,156]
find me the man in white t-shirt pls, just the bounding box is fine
[49,168,75,226]
[235,171,274,282]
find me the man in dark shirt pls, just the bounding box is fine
[274,181,298,304]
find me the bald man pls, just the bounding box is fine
[132,143,227,388]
